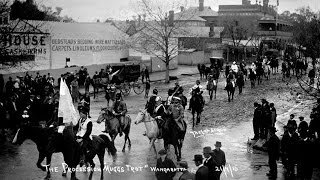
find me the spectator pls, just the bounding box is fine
[270,103,277,128]
[78,66,86,86]
[252,102,262,140]
[141,66,145,83]
[308,68,315,86]
[71,78,79,103]
[298,116,308,138]
[203,146,218,180]
[145,67,150,81]
[80,92,91,118]
[287,114,297,132]
[145,80,150,99]
[296,131,313,179]
[211,141,226,180]
[265,127,280,178]
[84,75,91,94]
[193,154,208,180]
[178,161,195,180]
[5,77,14,96]
[155,149,176,180]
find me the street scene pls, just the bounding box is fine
[1,0,320,180]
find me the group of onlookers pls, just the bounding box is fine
[262,98,320,179]
[155,142,226,180]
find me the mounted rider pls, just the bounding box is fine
[173,81,184,96]
[167,96,185,131]
[153,96,167,138]
[189,80,205,111]
[231,61,239,74]
[224,69,236,90]
[110,93,127,137]
[75,105,93,164]
[146,89,159,117]
[250,62,257,74]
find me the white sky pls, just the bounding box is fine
[34,0,320,22]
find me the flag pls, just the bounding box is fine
[58,79,79,125]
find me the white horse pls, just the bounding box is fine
[134,109,159,157]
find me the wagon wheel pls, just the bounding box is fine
[133,82,145,95]
[121,83,131,96]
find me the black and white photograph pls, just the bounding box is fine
[1,0,320,179]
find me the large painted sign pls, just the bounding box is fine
[51,38,126,52]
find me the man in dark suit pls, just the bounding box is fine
[252,102,262,140]
[211,142,226,180]
[178,161,195,180]
[203,146,218,180]
[155,149,176,180]
[287,114,297,132]
[193,154,208,180]
[265,127,280,178]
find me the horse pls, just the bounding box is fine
[97,108,131,152]
[226,80,235,102]
[12,124,79,180]
[190,90,203,127]
[207,76,217,100]
[134,109,186,161]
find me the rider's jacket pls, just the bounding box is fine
[76,117,92,139]
[227,73,234,81]
[153,104,166,118]
[189,84,204,95]
[112,100,127,116]
[173,86,183,95]
[231,64,238,73]
[168,103,184,121]
[146,95,158,114]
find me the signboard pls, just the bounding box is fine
[51,38,126,52]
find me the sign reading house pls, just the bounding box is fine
[51,39,126,52]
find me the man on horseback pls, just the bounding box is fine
[75,105,93,163]
[110,93,127,137]
[153,96,167,138]
[224,70,236,90]
[146,89,159,117]
[189,80,205,111]
[173,81,184,96]
[167,97,185,131]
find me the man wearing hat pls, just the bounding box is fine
[265,127,280,178]
[75,105,93,164]
[110,93,127,137]
[168,96,185,131]
[211,142,226,180]
[298,116,308,138]
[189,80,205,111]
[173,81,184,96]
[203,146,218,180]
[153,96,166,138]
[155,149,176,180]
[178,161,195,180]
[287,114,297,132]
[146,89,159,116]
[261,99,271,139]
[193,154,208,180]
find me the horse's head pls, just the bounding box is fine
[97,108,110,123]
[12,124,30,145]
[134,109,148,125]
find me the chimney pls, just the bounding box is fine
[199,0,204,11]
[180,6,184,12]
[169,10,174,26]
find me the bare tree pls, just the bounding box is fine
[129,0,201,83]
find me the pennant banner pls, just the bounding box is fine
[58,79,79,125]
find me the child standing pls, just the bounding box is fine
[145,80,150,98]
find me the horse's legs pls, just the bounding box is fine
[214,88,217,99]
[36,152,47,171]
[122,133,128,152]
[126,131,132,150]
[192,111,195,127]
[98,152,105,180]
[174,144,180,161]
[88,159,95,180]
[44,154,52,179]
[209,90,213,100]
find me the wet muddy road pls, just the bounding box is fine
[0,69,318,180]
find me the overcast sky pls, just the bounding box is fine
[37,0,320,22]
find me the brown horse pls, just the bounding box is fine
[97,108,131,152]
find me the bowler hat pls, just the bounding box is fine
[78,105,89,114]
[158,149,167,155]
[178,161,188,169]
[214,141,222,147]
[193,154,203,162]
[203,146,212,154]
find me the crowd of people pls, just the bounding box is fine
[155,142,226,180]
[259,98,320,179]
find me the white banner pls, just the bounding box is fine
[58,79,79,125]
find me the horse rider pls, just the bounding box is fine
[250,62,257,74]
[153,96,167,138]
[167,97,185,131]
[75,105,93,164]
[189,80,205,111]
[173,81,184,97]
[224,70,236,90]
[111,93,127,137]
[146,89,159,116]
[231,61,239,74]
